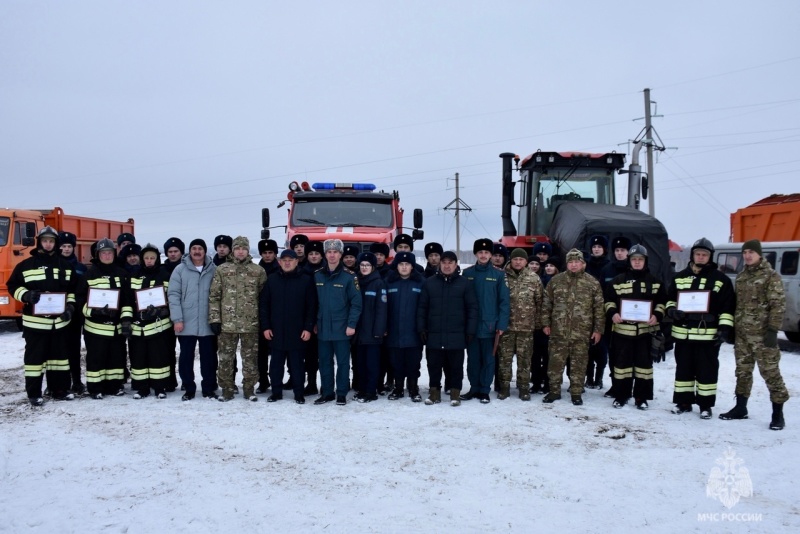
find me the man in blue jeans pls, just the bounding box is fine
[168,238,219,401]
[314,239,362,406]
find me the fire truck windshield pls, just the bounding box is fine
[292,201,393,228]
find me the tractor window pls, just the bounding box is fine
[781,251,798,276]
[0,217,9,246]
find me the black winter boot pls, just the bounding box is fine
[719,395,749,420]
[770,402,785,430]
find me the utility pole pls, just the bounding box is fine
[644,88,656,216]
[443,172,472,259]
[633,88,665,216]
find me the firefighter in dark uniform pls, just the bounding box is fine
[160,237,184,392]
[256,239,279,393]
[57,230,87,394]
[8,226,78,405]
[666,238,735,419]
[83,238,134,399]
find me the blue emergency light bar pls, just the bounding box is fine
[312,183,376,191]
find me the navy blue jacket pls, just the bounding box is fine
[356,270,388,345]
[259,267,317,351]
[417,267,478,350]
[385,269,424,348]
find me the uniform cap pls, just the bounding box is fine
[532,242,552,256]
[393,251,417,266]
[163,237,185,255]
[492,243,509,259]
[393,233,414,251]
[117,233,135,246]
[611,236,632,251]
[590,235,608,252]
[214,235,233,249]
[279,249,297,259]
[369,242,390,256]
[473,238,493,255]
[343,244,360,258]
[424,242,443,258]
[289,234,309,248]
[357,252,377,267]
[258,239,278,254]
[57,231,76,247]
[307,241,325,255]
[120,243,142,258]
[323,239,343,254]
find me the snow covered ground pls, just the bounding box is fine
[0,319,798,532]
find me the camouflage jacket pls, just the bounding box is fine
[208,254,267,333]
[503,264,543,332]
[543,269,605,340]
[735,257,785,335]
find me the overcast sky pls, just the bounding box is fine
[2,1,798,254]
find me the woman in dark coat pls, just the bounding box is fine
[354,252,388,402]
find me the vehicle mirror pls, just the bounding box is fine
[641,176,649,200]
[413,209,423,229]
[261,229,270,240]
[261,208,270,228]
[412,229,424,241]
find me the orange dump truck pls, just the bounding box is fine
[0,207,134,320]
[731,194,800,242]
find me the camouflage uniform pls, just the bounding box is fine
[543,253,605,396]
[498,263,543,394]
[734,257,789,403]
[208,237,267,399]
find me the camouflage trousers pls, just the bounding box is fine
[217,333,259,398]
[734,335,790,403]
[548,337,590,396]
[498,330,533,390]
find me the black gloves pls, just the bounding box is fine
[419,331,428,344]
[59,304,74,322]
[718,326,734,345]
[210,323,222,335]
[92,304,114,320]
[666,308,685,321]
[120,320,132,338]
[141,305,158,321]
[764,329,778,349]
[22,290,41,304]
[650,332,666,363]
[157,307,170,319]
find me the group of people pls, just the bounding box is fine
[8,226,788,430]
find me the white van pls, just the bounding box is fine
[715,241,800,343]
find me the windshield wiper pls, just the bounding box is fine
[296,218,327,225]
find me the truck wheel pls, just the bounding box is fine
[784,331,800,344]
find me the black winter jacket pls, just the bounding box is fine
[416,267,478,350]
[385,269,424,348]
[258,267,317,351]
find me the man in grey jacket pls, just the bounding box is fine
[168,238,219,401]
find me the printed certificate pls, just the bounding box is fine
[88,288,120,310]
[33,293,66,316]
[136,287,166,309]
[677,290,711,313]
[619,299,652,323]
